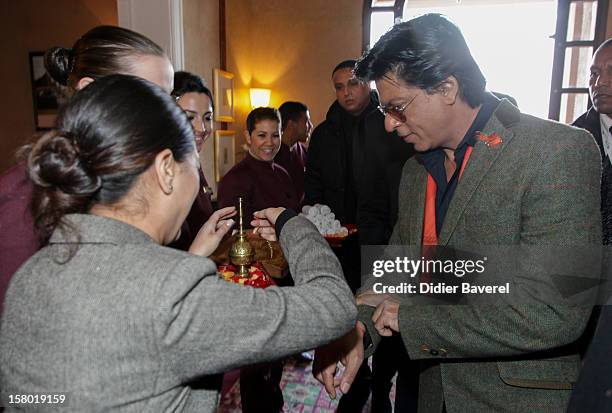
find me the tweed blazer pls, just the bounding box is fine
[0,214,356,412]
[359,100,602,413]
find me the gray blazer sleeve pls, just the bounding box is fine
[155,216,356,381]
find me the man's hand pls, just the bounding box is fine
[313,322,366,399]
[372,297,401,336]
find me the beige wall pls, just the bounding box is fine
[183,0,220,87]
[225,0,253,159]
[182,0,221,194]
[226,0,362,159]
[0,0,117,173]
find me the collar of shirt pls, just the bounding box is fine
[420,92,501,235]
[246,151,278,171]
[421,92,500,184]
[600,113,612,162]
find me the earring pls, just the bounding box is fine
[169,184,173,192]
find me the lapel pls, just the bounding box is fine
[437,100,518,245]
[408,164,428,244]
[586,107,604,157]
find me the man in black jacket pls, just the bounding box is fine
[305,59,415,412]
[568,38,612,413]
[305,60,374,226]
[572,38,612,245]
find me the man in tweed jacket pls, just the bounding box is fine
[313,14,602,413]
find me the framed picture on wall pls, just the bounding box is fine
[213,68,234,122]
[215,130,236,181]
[29,51,64,130]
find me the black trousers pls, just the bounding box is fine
[240,361,284,412]
[338,335,419,413]
[336,361,371,412]
[372,335,419,413]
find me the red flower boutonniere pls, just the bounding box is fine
[476,131,503,147]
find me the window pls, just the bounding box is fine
[550,0,609,122]
[362,0,405,51]
[363,0,609,122]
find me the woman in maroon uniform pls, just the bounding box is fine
[169,71,215,250]
[217,107,300,412]
[217,107,299,224]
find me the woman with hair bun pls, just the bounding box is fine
[45,25,173,93]
[0,75,356,412]
[169,71,215,250]
[0,25,173,314]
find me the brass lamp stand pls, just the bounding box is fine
[228,197,255,277]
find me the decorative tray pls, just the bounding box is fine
[324,224,358,248]
[218,262,275,288]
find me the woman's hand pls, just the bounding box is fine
[189,207,236,257]
[250,207,286,241]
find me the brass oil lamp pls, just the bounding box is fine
[228,197,255,277]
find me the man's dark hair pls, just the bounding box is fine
[332,59,357,77]
[172,71,214,110]
[278,101,308,131]
[246,107,281,134]
[355,14,486,108]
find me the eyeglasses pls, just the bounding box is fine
[377,92,419,123]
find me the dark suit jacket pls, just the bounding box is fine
[568,305,612,412]
[572,107,612,245]
[305,95,379,224]
[567,107,612,412]
[573,106,604,162]
[305,94,411,293]
[305,93,410,237]
[305,100,363,224]
[357,127,414,245]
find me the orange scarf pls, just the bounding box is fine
[422,145,474,245]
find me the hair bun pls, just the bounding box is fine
[44,47,73,86]
[28,131,101,196]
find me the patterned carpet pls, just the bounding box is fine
[218,355,387,412]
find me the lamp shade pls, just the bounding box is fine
[249,88,271,108]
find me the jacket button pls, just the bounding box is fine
[606,388,612,397]
[429,349,439,356]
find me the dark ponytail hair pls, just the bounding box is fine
[44,25,165,90]
[172,71,214,110]
[26,74,195,240]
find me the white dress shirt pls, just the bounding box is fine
[599,114,612,165]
